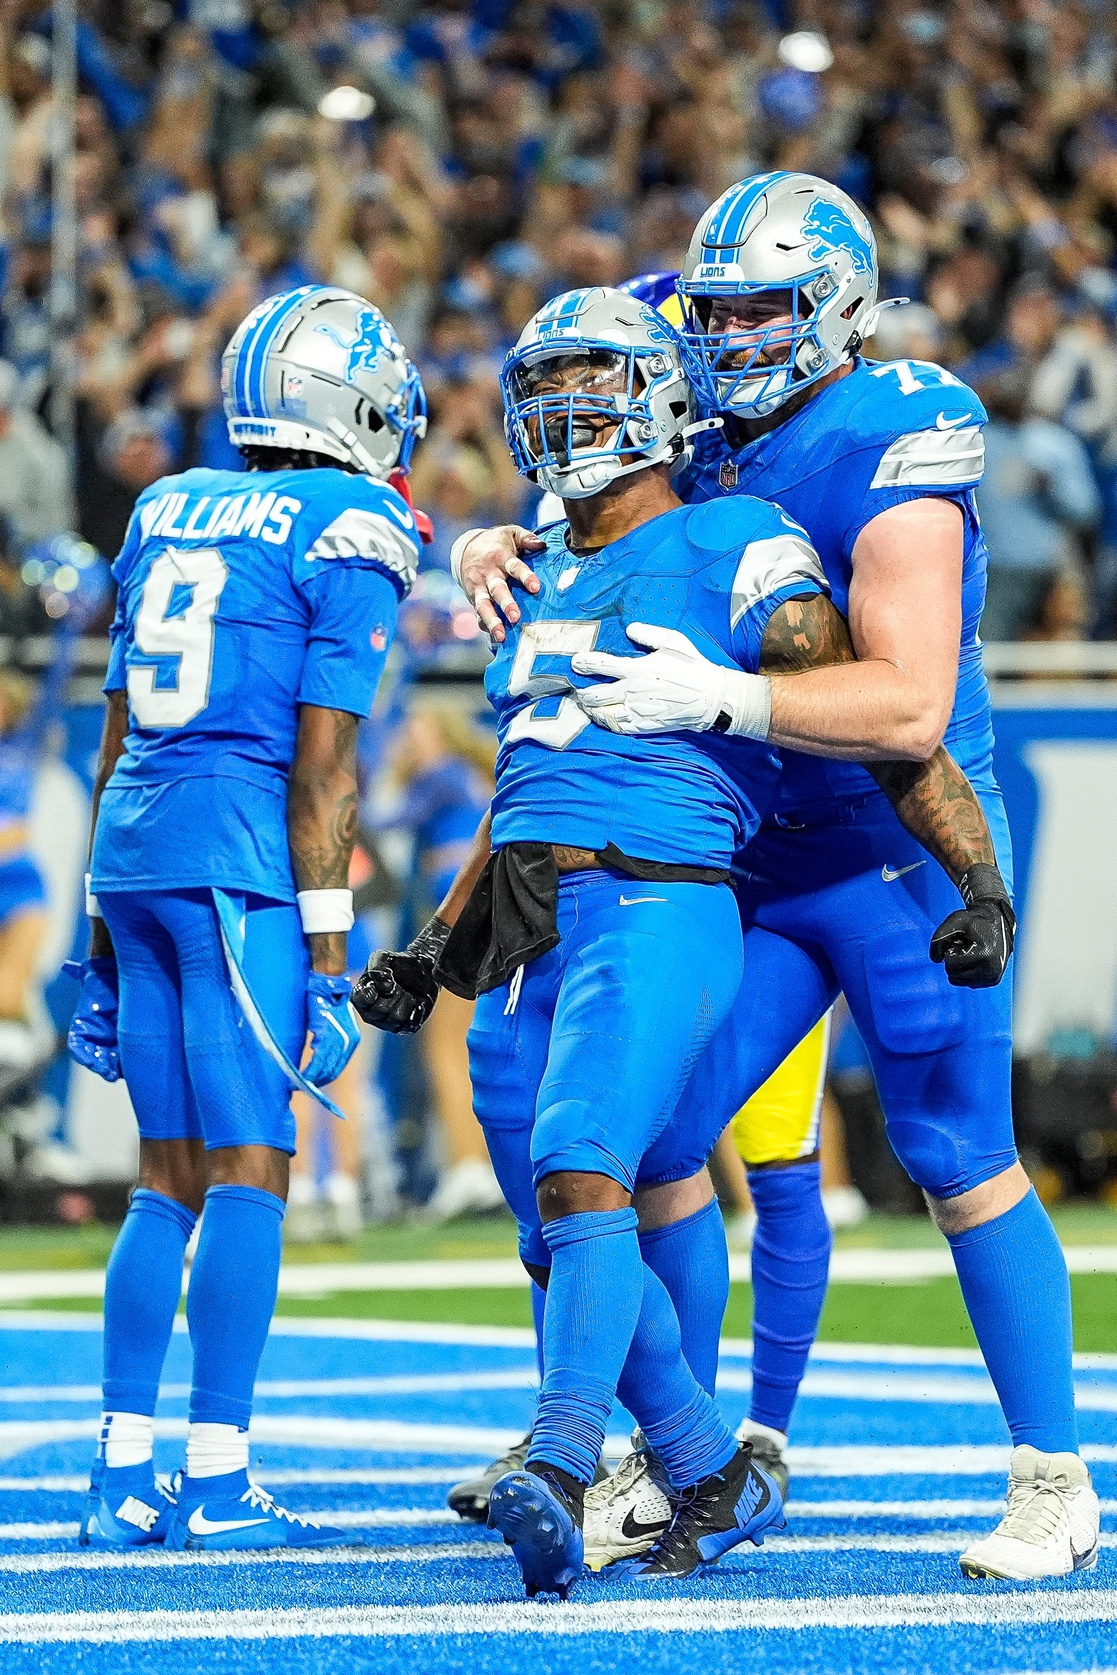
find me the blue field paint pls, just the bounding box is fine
[0,1317,1112,1675]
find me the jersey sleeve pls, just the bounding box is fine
[298,564,400,719]
[835,362,988,561]
[292,475,421,600]
[686,500,828,672]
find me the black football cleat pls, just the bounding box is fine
[611,1442,785,1579]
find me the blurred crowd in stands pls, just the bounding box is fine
[5,0,1117,1224]
[0,0,1112,640]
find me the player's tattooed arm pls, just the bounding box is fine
[761,595,995,886]
[288,704,360,975]
[86,690,130,959]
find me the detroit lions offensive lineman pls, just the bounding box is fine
[69,287,425,1551]
[356,288,1012,1593]
[456,175,1097,1581]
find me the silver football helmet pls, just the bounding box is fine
[679,172,883,417]
[222,286,426,478]
[501,287,697,499]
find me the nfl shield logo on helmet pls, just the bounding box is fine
[719,461,738,490]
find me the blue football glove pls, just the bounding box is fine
[63,957,121,1082]
[304,971,361,1089]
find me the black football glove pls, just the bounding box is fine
[352,916,452,1034]
[930,863,1015,989]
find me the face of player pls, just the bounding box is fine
[515,350,633,460]
[690,289,799,372]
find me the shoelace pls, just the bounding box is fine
[997,1479,1070,1546]
[644,1474,726,1563]
[607,1449,650,1498]
[241,1485,322,1529]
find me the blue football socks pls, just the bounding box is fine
[527,1208,643,1484]
[748,1161,831,1434]
[530,1279,547,1380]
[618,1264,737,1489]
[186,1183,285,1430]
[638,1197,729,1396]
[945,1186,1078,1454]
[103,1188,197,1418]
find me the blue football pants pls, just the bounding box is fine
[99,887,307,1155]
[645,788,1017,1197]
[468,870,743,1262]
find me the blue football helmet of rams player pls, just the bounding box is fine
[222,286,427,478]
[678,172,885,417]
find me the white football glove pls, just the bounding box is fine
[571,623,772,739]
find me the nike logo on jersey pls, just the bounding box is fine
[618,895,668,906]
[381,497,415,530]
[881,861,927,882]
[186,1507,270,1536]
[557,566,581,590]
[935,412,971,430]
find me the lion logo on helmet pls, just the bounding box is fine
[802,198,874,278]
[315,310,403,381]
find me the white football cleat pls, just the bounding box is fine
[959,1445,1099,1580]
[582,1434,672,1571]
[424,1158,507,1222]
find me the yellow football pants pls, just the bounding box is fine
[730,1012,832,1167]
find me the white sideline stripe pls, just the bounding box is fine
[0,1540,502,1576]
[15,1366,1117,1413]
[0,1242,1113,1301]
[5,1311,1117,1378]
[6,1590,1117,1643]
[6,1497,1117,1537]
[0,1468,479,1493]
[0,1371,540,1404]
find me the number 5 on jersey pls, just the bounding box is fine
[506,619,600,750]
[128,548,229,728]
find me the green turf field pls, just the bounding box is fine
[2,1206,1115,1349]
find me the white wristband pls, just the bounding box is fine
[297,889,355,934]
[717,670,773,741]
[448,528,484,587]
[85,872,102,919]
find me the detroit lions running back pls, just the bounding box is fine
[569,174,1098,1582]
[356,287,1014,1592]
[70,286,425,1553]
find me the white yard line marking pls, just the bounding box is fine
[0,1242,1113,1304]
[4,1590,1117,1643]
[0,1540,502,1575]
[0,1371,540,1404]
[0,1417,623,1458]
[0,1468,481,1493]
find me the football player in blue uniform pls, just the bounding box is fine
[356,288,1012,1594]
[450,176,1097,1582]
[69,286,426,1552]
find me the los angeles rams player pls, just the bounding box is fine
[454,176,1097,1581]
[69,286,425,1551]
[356,288,1013,1592]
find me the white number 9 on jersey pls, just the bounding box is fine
[128,547,229,728]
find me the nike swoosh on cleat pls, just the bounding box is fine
[618,896,668,906]
[186,1508,271,1536]
[881,861,927,882]
[621,1509,669,1540]
[935,412,971,430]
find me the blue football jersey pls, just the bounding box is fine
[487,496,827,869]
[680,356,993,813]
[92,465,419,901]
